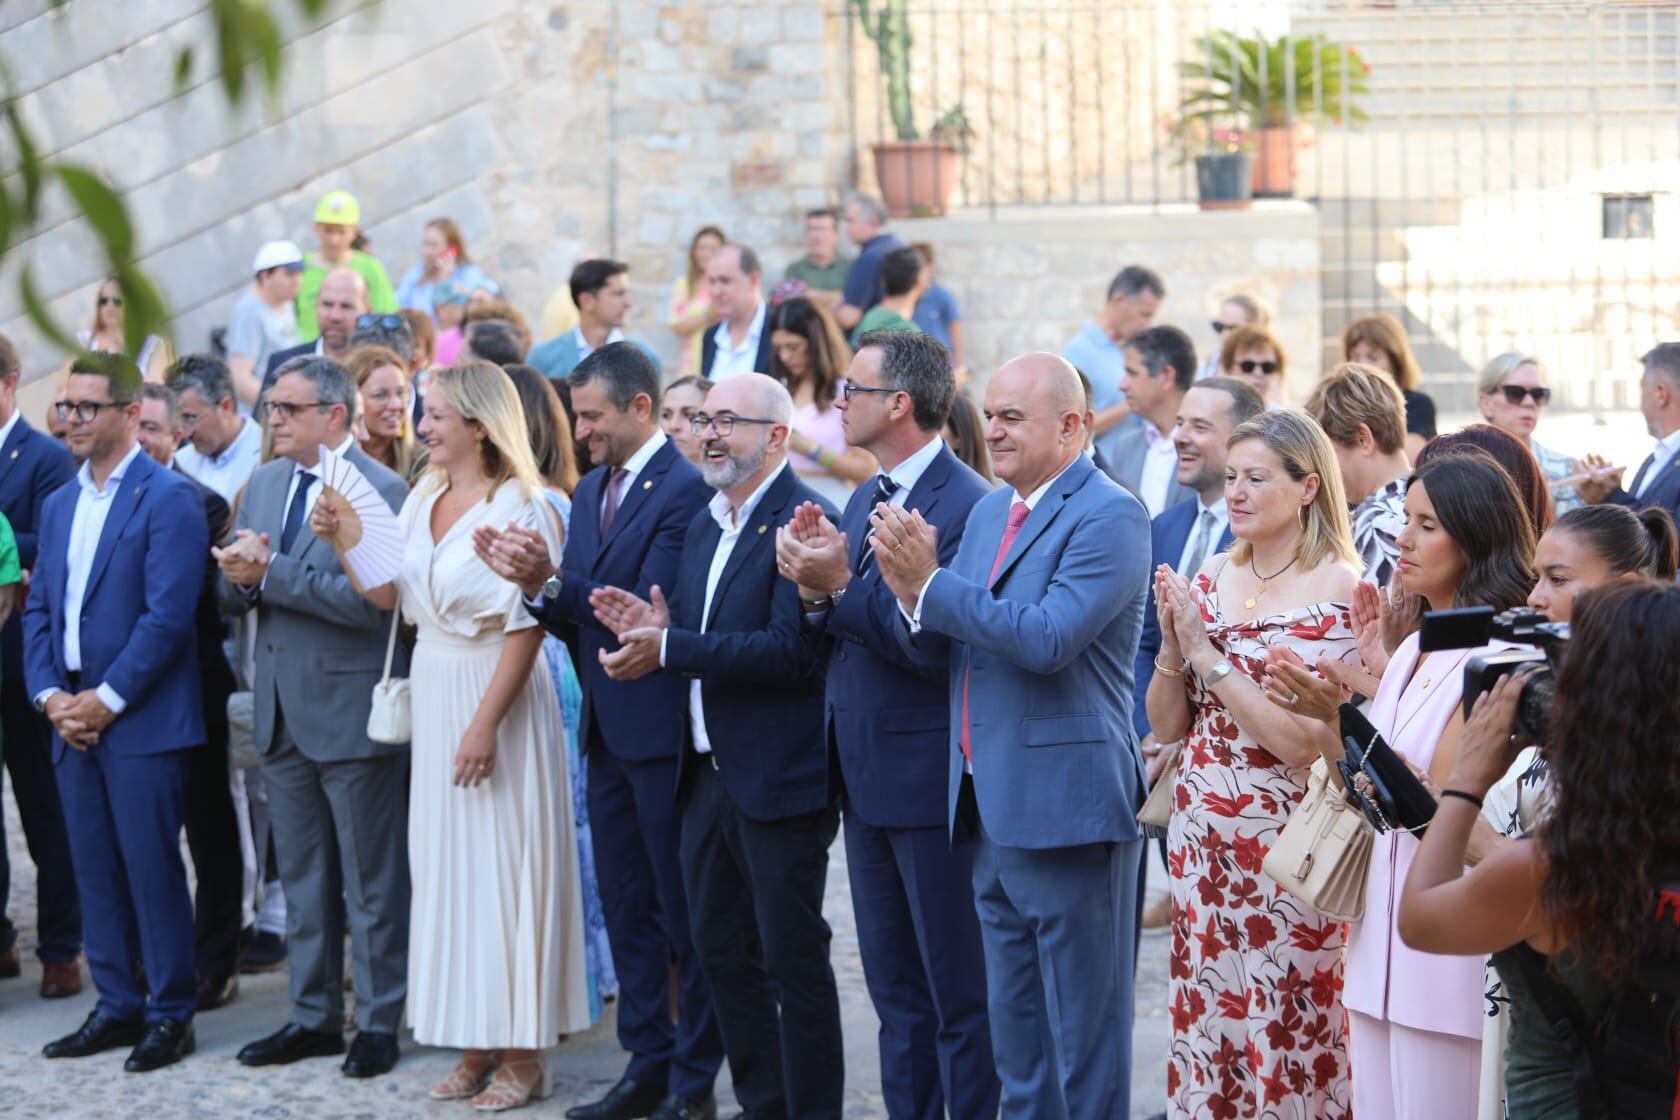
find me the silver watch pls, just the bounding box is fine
[540,572,563,600]
[1203,658,1236,687]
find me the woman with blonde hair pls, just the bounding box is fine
[77,277,174,380]
[667,225,726,376]
[1476,351,1594,515]
[1342,313,1437,459]
[1146,408,1362,1119]
[311,360,589,1110]
[344,345,426,481]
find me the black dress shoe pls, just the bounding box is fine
[43,1010,146,1058]
[124,1018,195,1072]
[236,1022,346,1067]
[196,971,238,1011]
[341,1030,399,1078]
[566,1076,667,1120]
[648,1093,718,1120]
[238,931,287,974]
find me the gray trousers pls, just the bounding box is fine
[261,716,410,1034]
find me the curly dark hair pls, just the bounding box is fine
[1540,579,1680,982]
[1406,450,1535,610]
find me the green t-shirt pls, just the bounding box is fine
[850,304,920,346]
[0,512,17,696]
[784,254,853,292]
[297,249,398,341]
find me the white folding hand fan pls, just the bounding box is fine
[316,443,404,587]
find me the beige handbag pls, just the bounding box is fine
[1261,757,1373,921]
[1137,740,1182,833]
[366,600,411,745]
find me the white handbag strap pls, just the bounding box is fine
[379,592,401,684]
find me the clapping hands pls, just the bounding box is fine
[473,524,554,598]
[868,504,938,614]
[1351,579,1420,679]
[213,528,272,588]
[590,585,670,681]
[774,501,850,599]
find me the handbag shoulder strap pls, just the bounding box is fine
[1507,943,1611,1116]
[379,591,401,685]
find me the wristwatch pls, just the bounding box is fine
[540,572,563,600]
[800,587,846,611]
[1203,658,1236,687]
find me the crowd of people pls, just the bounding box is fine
[0,183,1674,1120]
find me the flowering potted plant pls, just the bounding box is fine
[853,0,970,216]
[1176,30,1370,197]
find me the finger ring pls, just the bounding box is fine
[891,540,902,551]
[1286,692,1300,706]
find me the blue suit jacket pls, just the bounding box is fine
[903,453,1152,850]
[0,415,76,672]
[1610,448,1680,524]
[663,465,836,821]
[23,451,208,762]
[531,437,712,761]
[1133,499,1235,738]
[816,444,990,830]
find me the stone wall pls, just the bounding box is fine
[2,0,855,415]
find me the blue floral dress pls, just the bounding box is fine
[541,489,617,1021]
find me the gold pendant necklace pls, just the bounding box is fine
[1245,553,1299,611]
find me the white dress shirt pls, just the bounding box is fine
[1175,498,1229,575]
[279,435,357,541]
[664,460,788,754]
[1635,428,1680,498]
[876,435,945,507]
[708,299,767,380]
[574,324,625,364]
[1136,420,1178,517]
[175,415,262,504]
[0,405,21,452]
[38,442,147,714]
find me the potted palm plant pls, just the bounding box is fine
[1176,30,1370,198]
[853,0,969,216]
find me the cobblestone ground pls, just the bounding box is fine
[0,792,1169,1118]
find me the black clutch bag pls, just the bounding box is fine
[1335,703,1438,835]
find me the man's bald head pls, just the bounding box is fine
[982,352,1087,495]
[708,371,792,425]
[699,372,791,497]
[316,267,369,354]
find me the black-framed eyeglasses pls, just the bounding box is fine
[1496,385,1551,406]
[690,412,776,437]
[258,399,332,422]
[355,313,406,331]
[1238,360,1280,376]
[841,383,900,403]
[1211,320,1233,334]
[54,400,124,423]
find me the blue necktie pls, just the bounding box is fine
[280,470,315,553]
[855,473,898,577]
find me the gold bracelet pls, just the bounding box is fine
[1154,654,1187,677]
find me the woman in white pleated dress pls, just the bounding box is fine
[313,359,588,1111]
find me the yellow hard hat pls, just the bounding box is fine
[313,189,361,226]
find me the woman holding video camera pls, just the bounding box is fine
[1265,449,1536,1120]
[1398,580,1680,1119]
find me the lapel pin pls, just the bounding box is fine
[642,479,653,490]
[757,524,767,534]
[8,450,15,459]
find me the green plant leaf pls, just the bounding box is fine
[57,164,134,259]
[19,266,78,355]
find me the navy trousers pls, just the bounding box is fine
[844,802,999,1120]
[54,743,196,1023]
[586,736,723,1101]
[0,674,81,962]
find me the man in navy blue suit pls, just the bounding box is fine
[0,333,82,997]
[1579,342,1680,521]
[592,372,844,1120]
[1131,377,1261,933]
[477,343,723,1120]
[25,353,207,1071]
[873,353,1152,1119]
[776,331,999,1120]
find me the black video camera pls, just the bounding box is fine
[1418,606,1569,742]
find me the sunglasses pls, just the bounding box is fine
[1495,385,1550,406]
[1238,360,1279,376]
[356,313,407,331]
[99,295,124,308]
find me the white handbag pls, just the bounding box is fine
[366,599,410,745]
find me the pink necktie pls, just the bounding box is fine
[961,501,1031,764]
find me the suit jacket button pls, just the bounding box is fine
[836,649,846,661]
[265,644,274,652]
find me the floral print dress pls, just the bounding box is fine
[1166,570,1358,1119]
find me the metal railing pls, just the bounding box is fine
[846,0,1680,410]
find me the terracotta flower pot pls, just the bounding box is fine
[1196,152,1254,211]
[1252,124,1300,198]
[871,140,962,217]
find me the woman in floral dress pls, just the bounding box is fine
[1146,410,1362,1119]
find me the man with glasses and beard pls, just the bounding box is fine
[588,372,844,1120]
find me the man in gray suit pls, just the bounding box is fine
[1108,324,1198,517]
[214,356,410,1080]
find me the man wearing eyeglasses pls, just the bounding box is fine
[774,331,1000,1120]
[1111,325,1198,517]
[25,353,208,1071]
[259,269,370,403]
[475,341,722,1120]
[216,356,412,1080]
[589,372,844,1120]
[169,354,262,505]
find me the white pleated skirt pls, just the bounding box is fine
[405,629,591,1048]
